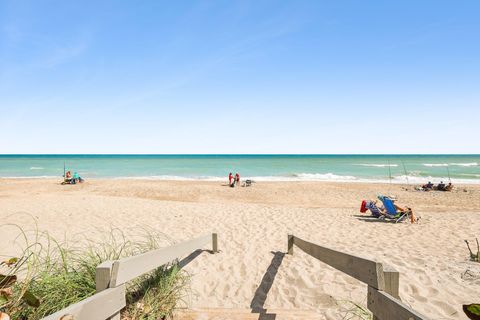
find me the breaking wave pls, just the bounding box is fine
[356,164,398,167]
[450,162,478,167]
[423,162,478,167]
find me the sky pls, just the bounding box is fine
[0,1,479,154]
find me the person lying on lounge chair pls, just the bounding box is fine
[377,195,418,223]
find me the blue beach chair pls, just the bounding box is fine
[377,195,410,223]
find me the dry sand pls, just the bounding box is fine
[1,179,479,319]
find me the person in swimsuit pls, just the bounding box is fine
[235,173,240,185]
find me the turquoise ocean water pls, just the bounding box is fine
[0,155,479,184]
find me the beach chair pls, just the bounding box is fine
[242,179,254,187]
[377,195,410,223]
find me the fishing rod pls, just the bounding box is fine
[446,165,452,183]
[401,160,409,185]
[387,159,392,184]
[63,161,66,178]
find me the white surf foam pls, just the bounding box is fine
[450,162,478,167]
[0,176,57,179]
[356,164,399,168]
[30,167,44,170]
[423,163,449,167]
[114,175,223,181]
[423,162,478,167]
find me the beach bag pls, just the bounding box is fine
[360,200,367,213]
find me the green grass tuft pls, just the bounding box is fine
[1,225,190,320]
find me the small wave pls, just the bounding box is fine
[292,173,358,181]
[423,163,448,167]
[450,162,478,167]
[0,176,57,179]
[356,164,398,168]
[114,175,223,181]
[30,167,44,170]
[460,173,480,178]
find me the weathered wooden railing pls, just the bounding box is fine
[287,234,430,320]
[41,233,218,320]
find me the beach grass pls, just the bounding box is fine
[0,225,190,320]
[337,300,372,320]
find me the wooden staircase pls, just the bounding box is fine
[174,308,323,320]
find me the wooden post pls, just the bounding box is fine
[96,261,113,292]
[368,285,379,320]
[367,285,429,320]
[212,233,218,253]
[96,261,121,320]
[287,234,294,255]
[383,266,400,300]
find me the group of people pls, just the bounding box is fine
[418,181,453,191]
[228,172,240,187]
[62,170,84,185]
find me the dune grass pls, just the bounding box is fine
[465,238,479,262]
[1,225,190,320]
[337,300,372,320]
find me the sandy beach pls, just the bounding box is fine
[1,178,479,319]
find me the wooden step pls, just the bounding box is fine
[174,308,323,320]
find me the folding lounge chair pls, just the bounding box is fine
[378,195,410,223]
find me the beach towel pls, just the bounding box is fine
[361,200,383,218]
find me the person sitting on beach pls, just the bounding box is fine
[422,181,434,190]
[62,171,73,184]
[436,181,446,191]
[72,172,84,184]
[444,182,453,191]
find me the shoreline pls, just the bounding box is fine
[2,176,480,185]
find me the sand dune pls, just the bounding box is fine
[1,179,479,319]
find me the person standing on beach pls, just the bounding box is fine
[235,173,240,185]
[228,172,233,186]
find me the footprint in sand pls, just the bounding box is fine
[408,284,428,303]
[431,300,458,318]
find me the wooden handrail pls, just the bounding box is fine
[40,233,218,320]
[368,286,428,320]
[288,234,430,320]
[109,233,215,288]
[288,235,385,290]
[40,285,126,320]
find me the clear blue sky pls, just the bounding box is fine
[1,1,479,154]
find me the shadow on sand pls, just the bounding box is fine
[249,251,286,319]
[178,249,210,269]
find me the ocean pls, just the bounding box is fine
[0,155,479,184]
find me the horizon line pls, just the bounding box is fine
[1,153,479,156]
